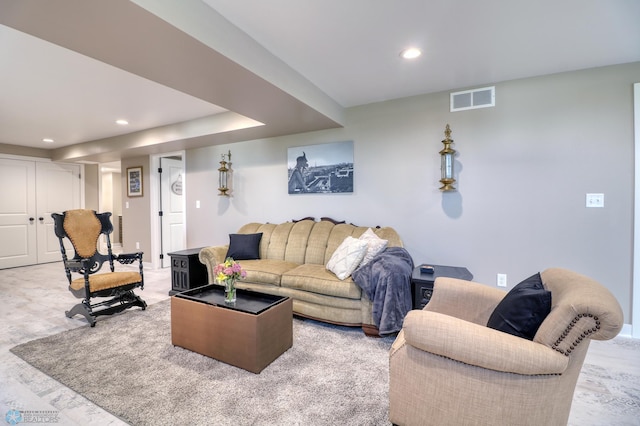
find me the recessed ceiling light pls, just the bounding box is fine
[116,119,129,125]
[400,47,422,60]
[42,138,54,143]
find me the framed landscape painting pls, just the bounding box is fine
[287,141,354,194]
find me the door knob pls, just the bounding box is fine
[39,217,44,221]
[29,217,35,222]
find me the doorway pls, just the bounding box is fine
[150,152,186,269]
[98,161,123,252]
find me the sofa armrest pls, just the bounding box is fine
[198,245,229,284]
[400,310,569,375]
[426,277,507,325]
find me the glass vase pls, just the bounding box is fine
[224,279,236,303]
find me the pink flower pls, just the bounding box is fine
[214,257,246,283]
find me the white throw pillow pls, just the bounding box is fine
[326,236,368,280]
[358,228,388,267]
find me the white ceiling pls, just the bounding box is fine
[0,0,639,159]
[205,0,640,107]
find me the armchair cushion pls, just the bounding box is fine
[487,272,551,340]
[70,271,143,292]
[226,233,263,260]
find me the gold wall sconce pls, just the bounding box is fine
[218,150,232,196]
[439,124,457,191]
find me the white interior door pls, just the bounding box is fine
[0,158,37,268]
[160,157,185,267]
[0,158,81,269]
[36,162,81,263]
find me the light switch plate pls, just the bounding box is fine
[586,193,604,208]
[497,273,507,287]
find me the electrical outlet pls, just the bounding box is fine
[586,193,604,208]
[497,273,507,287]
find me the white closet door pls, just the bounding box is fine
[0,158,37,268]
[0,158,82,268]
[36,162,81,263]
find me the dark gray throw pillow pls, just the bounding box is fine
[486,273,551,340]
[225,233,262,260]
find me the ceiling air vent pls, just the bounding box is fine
[450,86,495,112]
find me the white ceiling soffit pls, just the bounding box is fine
[0,24,229,149]
[0,0,343,162]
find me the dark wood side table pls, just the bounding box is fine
[411,265,473,310]
[167,247,208,296]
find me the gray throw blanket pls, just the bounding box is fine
[352,247,414,335]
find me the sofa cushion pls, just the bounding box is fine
[238,259,299,286]
[326,236,368,280]
[358,228,388,267]
[226,233,262,260]
[487,273,552,340]
[281,264,362,299]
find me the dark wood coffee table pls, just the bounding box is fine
[171,284,293,373]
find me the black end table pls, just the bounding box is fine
[411,264,473,310]
[167,247,208,295]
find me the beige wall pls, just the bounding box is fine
[84,164,99,211]
[185,62,640,323]
[3,63,635,323]
[121,156,151,254]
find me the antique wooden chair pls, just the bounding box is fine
[52,209,146,327]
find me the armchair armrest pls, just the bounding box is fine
[115,252,143,264]
[64,258,96,276]
[198,245,229,284]
[426,277,507,325]
[400,310,569,375]
[64,259,85,272]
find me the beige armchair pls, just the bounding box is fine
[389,268,623,426]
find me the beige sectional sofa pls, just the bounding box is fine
[198,218,403,336]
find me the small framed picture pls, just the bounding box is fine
[126,166,143,197]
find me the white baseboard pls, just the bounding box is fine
[618,323,634,338]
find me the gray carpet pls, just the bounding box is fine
[10,300,395,426]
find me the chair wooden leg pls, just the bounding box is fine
[65,301,97,327]
[122,290,147,310]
